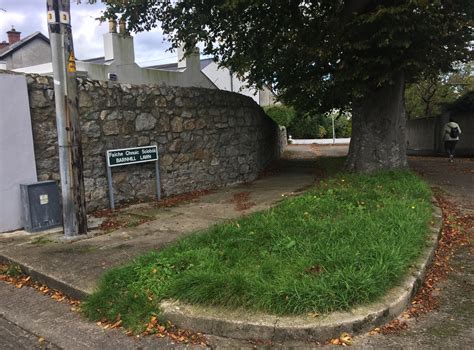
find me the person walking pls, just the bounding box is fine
[443,118,462,162]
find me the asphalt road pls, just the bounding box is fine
[0,315,58,349]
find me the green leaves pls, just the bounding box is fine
[95,1,473,113]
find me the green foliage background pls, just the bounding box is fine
[264,105,351,139]
[98,1,473,115]
[405,64,474,119]
[263,105,296,127]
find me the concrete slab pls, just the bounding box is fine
[0,281,194,349]
[0,147,321,298]
[1,150,471,347]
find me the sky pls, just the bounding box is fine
[0,0,177,66]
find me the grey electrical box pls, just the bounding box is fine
[20,181,62,232]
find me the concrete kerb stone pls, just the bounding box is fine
[0,199,443,343]
[0,255,90,301]
[159,199,443,342]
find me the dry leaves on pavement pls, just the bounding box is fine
[370,192,472,336]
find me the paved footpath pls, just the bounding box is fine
[0,145,320,349]
[0,146,318,299]
[1,148,472,349]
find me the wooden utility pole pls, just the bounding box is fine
[47,0,87,237]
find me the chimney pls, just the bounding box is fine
[7,26,21,45]
[177,44,200,71]
[0,41,8,50]
[103,20,135,65]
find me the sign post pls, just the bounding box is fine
[106,145,161,209]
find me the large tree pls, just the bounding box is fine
[97,0,472,172]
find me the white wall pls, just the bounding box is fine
[14,33,216,89]
[201,61,277,106]
[0,73,37,232]
[201,61,260,104]
[11,33,277,105]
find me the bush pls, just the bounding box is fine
[334,115,352,137]
[287,112,352,139]
[446,91,474,113]
[263,105,296,127]
[287,113,322,138]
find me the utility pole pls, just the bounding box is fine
[47,0,87,237]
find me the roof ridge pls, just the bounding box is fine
[0,31,49,58]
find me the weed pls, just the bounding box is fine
[0,263,23,277]
[30,236,54,245]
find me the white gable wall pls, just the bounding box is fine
[201,61,260,104]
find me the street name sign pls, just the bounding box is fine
[105,145,161,209]
[107,145,158,167]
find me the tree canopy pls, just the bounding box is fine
[92,0,473,172]
[98,0,473,114]
[405,63,473,119]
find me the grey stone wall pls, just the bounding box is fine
[26,74,281,211]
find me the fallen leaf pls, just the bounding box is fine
[340,332,353,346]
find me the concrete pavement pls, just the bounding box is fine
[1,148,472,348]
[0,281,194,350]
[347,156,474,349]
[0,147,320,298]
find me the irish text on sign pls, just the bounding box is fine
[107,146,158,167]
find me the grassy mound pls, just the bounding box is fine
[83,170,432,331]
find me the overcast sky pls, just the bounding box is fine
[0,0,177,66]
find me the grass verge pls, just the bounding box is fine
[83,167,432,332]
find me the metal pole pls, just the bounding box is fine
[106,165,115,210]
[332,113,336,144]
[47,0,87,236]
[155,159,161,201]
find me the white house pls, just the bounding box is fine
[0,27,51,70]
[13,22,277,106]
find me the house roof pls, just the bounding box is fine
[146,57,215,71]
[80,56,111,64]
[78,56,216,71]
[0,32,50,59]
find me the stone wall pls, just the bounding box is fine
[26,74,281,211]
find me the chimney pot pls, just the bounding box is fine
[7,26,21,45]
[119,20,126,34]
[108,19,117,33]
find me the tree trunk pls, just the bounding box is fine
[345,71,408,173]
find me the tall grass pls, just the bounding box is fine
[83,170,432,331]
